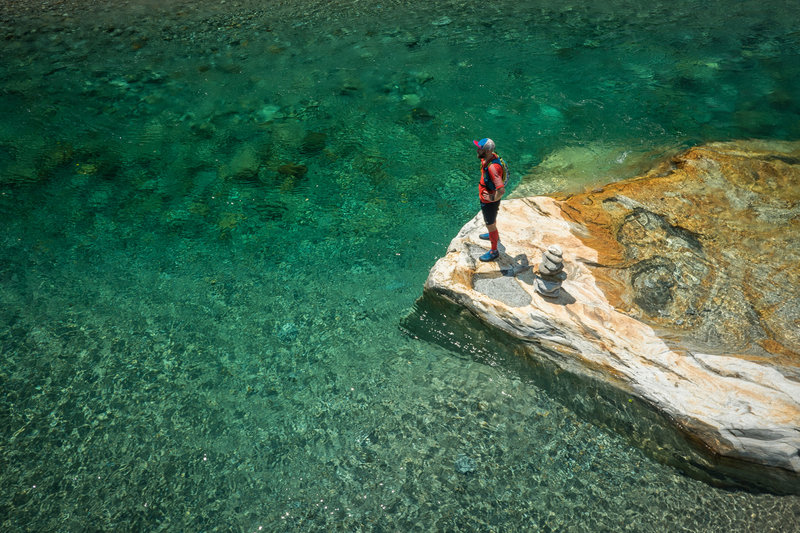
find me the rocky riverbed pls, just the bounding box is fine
[423,140,800,493]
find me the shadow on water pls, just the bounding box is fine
[402,292,800,495]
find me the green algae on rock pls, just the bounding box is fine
[423,140,800,493]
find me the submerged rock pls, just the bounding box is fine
[300,131,327,155]
[454,454,476,474]
[220,144,261,180]
[402,93,421,107]
[277,162,308,178]
[512,142,675,197]
[191,121,216,139]
[277,322,298,343]
[339,80,361,96]
[255,104,282,123]
[410,107,434,122]
[423,140,800,493]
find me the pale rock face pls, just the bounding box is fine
[423,141,800,492]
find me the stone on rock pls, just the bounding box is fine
[547,244,564,261]
[538,244,565,280]
[535,246,566,296]
[543,251,562,265]
[539,257,561,275]
[534,277,562,297]
[538,263,556,276]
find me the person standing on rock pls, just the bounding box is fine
[474,137,507,262]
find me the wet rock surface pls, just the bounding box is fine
[424,140,800,492]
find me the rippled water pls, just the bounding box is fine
[2,0,799,530]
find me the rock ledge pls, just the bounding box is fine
[424,141,800,492]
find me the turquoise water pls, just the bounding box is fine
[2,0,799,530]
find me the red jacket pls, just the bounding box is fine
[479,153,505,203]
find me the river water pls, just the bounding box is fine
[1,0,799,530]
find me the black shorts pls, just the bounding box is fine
[481,200,500,225]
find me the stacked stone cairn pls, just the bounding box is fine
[534,245,566,298]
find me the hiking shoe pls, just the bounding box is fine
[479,250,499,262]
[479,232,490,240]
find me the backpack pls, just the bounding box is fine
[484,155,509,190]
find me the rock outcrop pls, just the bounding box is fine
[423,140,800,493]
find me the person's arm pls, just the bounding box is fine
[488,164,505,202]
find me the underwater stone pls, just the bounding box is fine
[410,107,434,122]
[414,71,434,84]
[300,131,327,155]
[340,80,361,95]
[224,144,261,180]
[191,121,215,139]
[538,104,564,121]
[277,322,298,343]
[402,93,421,106]
[277,162,308,178]
[255,104,282,123]
[454,454,476,474]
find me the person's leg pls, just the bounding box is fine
[485,222,499,251]
[479,225,500,243]
[480,203,500,261]
[484,201,500,251]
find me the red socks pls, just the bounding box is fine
[489,230,499,251]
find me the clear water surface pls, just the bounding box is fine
[1,0,799,530]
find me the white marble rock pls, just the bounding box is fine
[424,191,800,488]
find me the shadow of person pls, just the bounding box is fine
[501,253,531,279]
